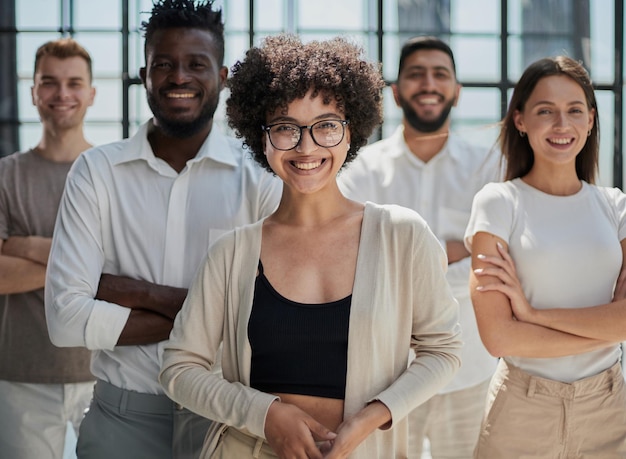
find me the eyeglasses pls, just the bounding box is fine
[262,119,349,151]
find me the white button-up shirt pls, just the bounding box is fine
[339,125,501,392]
[45,120,282,394]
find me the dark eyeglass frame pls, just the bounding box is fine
[261,119,350,151]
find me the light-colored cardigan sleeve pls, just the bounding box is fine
[159,221,277,439]
[345,204,462,433]
[380,207,462,422]
[160,203,461,459]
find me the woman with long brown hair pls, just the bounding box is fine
[466,56,626,457]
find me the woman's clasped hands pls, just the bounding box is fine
[264,400,390,459]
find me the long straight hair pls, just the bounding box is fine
[500,56,599,183]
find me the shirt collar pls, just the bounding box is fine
[112,119,239,168]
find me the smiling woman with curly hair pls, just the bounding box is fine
[226,34,384,172]
[160,34,462,459]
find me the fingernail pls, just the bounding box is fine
[477,254,486,259]
[474,268,483,273]
[476,285,484,291]
[496,242,503,249]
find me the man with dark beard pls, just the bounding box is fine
[44,1,280,458]
[339,36,501,459]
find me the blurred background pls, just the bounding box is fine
[0,0,622,187]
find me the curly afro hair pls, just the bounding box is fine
[226,34,384,173]
[141,0,224,65]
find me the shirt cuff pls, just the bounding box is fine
[85,300,131,351]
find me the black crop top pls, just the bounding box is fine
[248,261,351,399]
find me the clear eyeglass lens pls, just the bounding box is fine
[270,124,300,150]
[269,120,344,150]
[312,120,344,146]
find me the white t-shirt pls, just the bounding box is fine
[465,178,626,382]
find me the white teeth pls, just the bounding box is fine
[167,93,195,99]
[550,138,572,145]
[419,97,439,105]
[293,161,322,170]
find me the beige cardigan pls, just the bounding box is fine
[160,202,462,458]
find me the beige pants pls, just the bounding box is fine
[210,426,278,459]
[474,360,626,459]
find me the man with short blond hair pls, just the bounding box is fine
[0,37,96,458]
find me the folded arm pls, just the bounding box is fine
[470,231,614,358]
[0,237,49,294]
[96,273,188,345]
[3,235,51,264]
[445,240,470,265]
[475,236,626,343]
[46,156,193,349]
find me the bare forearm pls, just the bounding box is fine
[97,275,188,346]
[445,240,470,265]
[469,236,619,355]
[529,302,626,342]
[0,255,46,294]
[97,274,188,320]
[481,316,613,358]
[358,401,392,431]
[2,236,51,265]
[144,281,188,320]
[117,309,175,345]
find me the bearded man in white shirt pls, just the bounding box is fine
[44,1,280,458]
[339,36,500,459]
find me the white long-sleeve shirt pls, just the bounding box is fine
[45,120,281,394]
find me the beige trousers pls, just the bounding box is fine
[474,360,626,459]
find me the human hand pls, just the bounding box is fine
[264,401,336,459]
[322,401,390,459]
[473,242,535,322]
[319,418,365,459]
